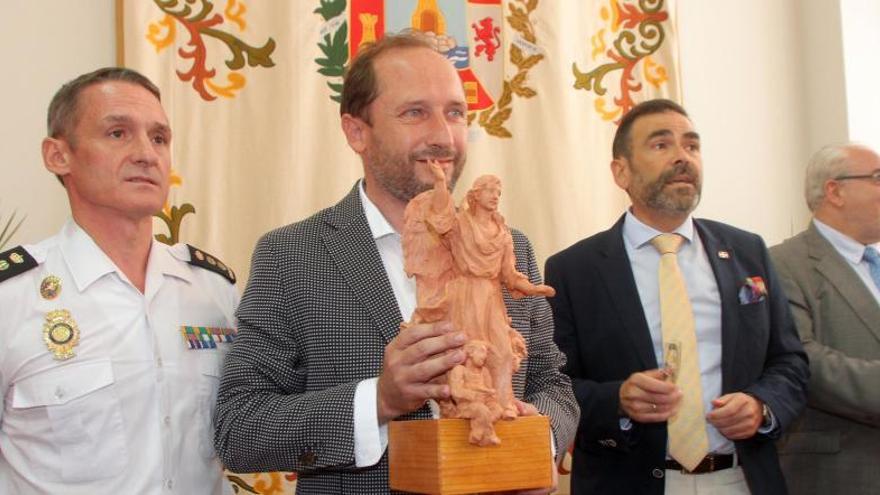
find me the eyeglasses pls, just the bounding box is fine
[834,170,880,184]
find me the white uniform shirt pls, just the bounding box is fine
[0,220,239,494]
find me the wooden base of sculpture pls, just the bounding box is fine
[389,416,552,494]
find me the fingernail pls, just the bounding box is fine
[452,332,466,344]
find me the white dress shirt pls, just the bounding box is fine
[813,219,880,303]
[0,220,239,494]
[352,182,416,467]
[621,210,734,455]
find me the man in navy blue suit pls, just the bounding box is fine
[545,99,808,494]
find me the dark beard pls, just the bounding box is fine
[366,146,465,202]
[642,162,702,214]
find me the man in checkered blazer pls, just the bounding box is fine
[214,34,578,494]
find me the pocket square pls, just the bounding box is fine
[738,276,767,305]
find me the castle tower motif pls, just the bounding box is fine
[411,0,446,35]
[359,13,379,48]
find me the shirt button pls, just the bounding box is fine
[164,416,171,426]
[652,468,665,479]
[164,479,173,490]
[156,357,163,368]
[54,387,65,400]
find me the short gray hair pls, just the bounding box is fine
[804,144,856,211]
[47,67,161,140]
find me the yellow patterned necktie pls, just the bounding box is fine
[651,233,709,471]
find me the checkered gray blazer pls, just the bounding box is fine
[214,183,578,494]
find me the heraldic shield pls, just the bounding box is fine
[349,0,503,112]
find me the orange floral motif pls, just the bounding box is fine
[224,0,247,31]
[147,0,276,101]
[642,55,668,88]
[226,471,297,494]
[573,0,671,123]
[146,15,176,52]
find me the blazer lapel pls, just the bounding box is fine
[321,184,403,345]
[806,224,880,342]
[695,221,739,387]
[599,216,657,369]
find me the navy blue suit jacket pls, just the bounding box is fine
[545,215,808,495]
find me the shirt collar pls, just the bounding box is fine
[358,180,399,240]
[59,219,118,292]
[813,218,880,264]
[148,242,192,284]
[623,208,695,251]
[59,218,191,292]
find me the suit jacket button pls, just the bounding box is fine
[299,451,316,466]
[652,468,664,479]
[606,439,617,448]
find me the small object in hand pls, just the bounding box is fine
[664,341,681,383]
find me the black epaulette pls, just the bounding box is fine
[186,244,236,284]
[0,246,37,283]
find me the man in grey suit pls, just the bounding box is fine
[771,143,880,493]
[213,33,578,494]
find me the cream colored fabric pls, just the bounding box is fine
[119,0,681,284]
[651,233,709,472]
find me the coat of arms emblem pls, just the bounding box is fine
[315,0,543,137]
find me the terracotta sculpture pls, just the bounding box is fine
[448,340,502,446]
[402,169,457,325]
[402,162,555,445]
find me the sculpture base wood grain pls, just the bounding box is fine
[389,416,552,494]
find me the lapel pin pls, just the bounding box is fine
[40,275,62,300]
[718,250,730,259]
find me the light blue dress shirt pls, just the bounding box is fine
[813,219,880,304]
[620,210,733,455]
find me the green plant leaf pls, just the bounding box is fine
[318,66,344,77]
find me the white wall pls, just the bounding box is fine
[678,0,812,245]
[0,1,115,246]
[840,0,880,152]
[800,0,849,154]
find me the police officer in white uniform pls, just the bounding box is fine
[0,68,239,494]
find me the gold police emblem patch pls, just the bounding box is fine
[43,309,80,360]
[40,275,62,300]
